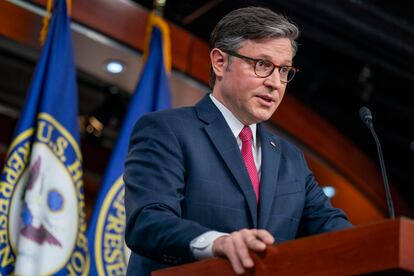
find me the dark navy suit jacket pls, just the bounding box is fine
[124,95,351,275]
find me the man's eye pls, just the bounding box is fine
[280,66,290,73]
[257,60,272,69]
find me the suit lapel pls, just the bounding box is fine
[257,124,281,229]
[196,95,258,227]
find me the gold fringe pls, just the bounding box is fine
[39,0,72,45]
[142,12,172,73]
[39,0,53,45]
[67,0,72,16]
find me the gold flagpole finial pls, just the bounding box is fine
[153,0,166,17]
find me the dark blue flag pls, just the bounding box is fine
[86,12,172,275]
[0,0,89,274]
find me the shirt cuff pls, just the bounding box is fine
[190,231,228,259]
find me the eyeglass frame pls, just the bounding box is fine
[220,49,299,83]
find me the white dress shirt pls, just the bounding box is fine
[190,94,262,259]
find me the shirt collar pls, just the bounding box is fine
[209,94,257,146]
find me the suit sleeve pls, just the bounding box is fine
[298,151,353,236]
[124,113,210,264]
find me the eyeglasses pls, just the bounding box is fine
[221,49,299,83]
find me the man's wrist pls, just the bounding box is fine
[190,231,228,259]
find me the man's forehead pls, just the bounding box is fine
[242,37,292,46]
[239,38,293,59]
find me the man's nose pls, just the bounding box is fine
[263,69,283,90]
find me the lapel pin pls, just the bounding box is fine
[270,141,277,148]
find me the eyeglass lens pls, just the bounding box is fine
[255,61,295,82]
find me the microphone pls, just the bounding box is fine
[359,106,395,218]
[359,106,373,127]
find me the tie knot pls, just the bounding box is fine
[239,126,253,142]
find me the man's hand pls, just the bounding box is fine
[212,229,274,274]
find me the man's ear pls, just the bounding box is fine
[210,48,226,78]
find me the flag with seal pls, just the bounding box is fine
[86,12,172,276]
[0,0,89,274]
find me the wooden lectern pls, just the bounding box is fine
[153,217,414,275]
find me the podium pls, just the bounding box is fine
[153,217,414,275]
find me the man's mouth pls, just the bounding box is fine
[256,95,275,103]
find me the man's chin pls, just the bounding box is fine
[249,113,274,124]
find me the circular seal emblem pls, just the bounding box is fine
[94,177,130,275]
[0,113,89,275]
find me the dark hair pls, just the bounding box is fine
[209,7,299,88]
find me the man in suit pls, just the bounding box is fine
[124,6,352,275]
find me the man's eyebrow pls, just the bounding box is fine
[255,54,272,60]
[253,54,292,64]
[280,62,293,66]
